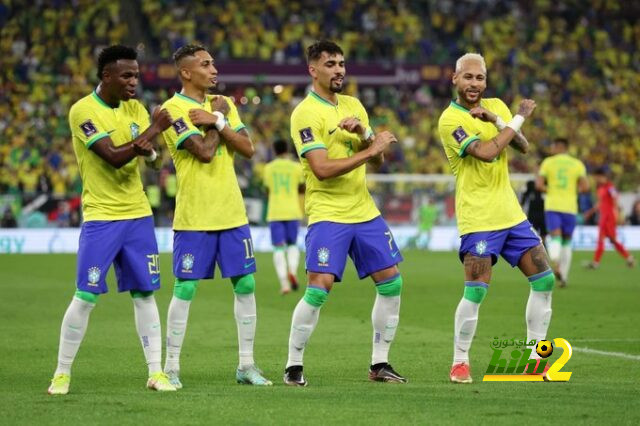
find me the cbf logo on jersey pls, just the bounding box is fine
[317,247,330,266]
[181,253,195,273]
[299,127,314,144]
[87,266,101,287]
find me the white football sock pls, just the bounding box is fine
[526,290,552,359]
[164,296,191,373]
[559,243,573,282]
[286,245,300,276]
[234,293,257,369]
[286,299,321,368]
[371,294,401,365]
[273,249,289,291]
[132,295,163,375]
[54,296,96,375]
[453,298,480,364]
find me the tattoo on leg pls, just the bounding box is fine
[464,255,491,281]
[529,245,550,272]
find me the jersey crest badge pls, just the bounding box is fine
[130,122,140,138]
[172,118,188,135]
[452,126,468,144]
[79,120,98,137]
[299,127,314,144]
[317,247,330,266]
[87,266,101,286]
[181,254,195,272]
[475,240,488,255]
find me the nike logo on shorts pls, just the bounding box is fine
[244,261,255,269]
[152,276,160,284]
[391,251,399,258]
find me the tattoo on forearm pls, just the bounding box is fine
[491,138,500,152]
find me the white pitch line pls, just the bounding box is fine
[573,346,640,361]
[571,338,640,343]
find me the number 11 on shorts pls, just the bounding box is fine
[243,238,255,259]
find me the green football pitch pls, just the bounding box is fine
[1,251,638,425]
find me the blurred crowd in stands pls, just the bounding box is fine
[1,0,639,227]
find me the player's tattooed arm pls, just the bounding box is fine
[181,130,221,163]
[305,131,396,180]
[509,132,529,154]
[90,107,172,169]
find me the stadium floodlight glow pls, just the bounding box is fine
[240,96,248,105]
[273,85,283,94]
[252,96,260,105]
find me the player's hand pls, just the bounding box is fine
[469,107,497,123]
[517,99,536,118]
[189,109,216,126]
[338,117,365,137]
[368,131,397,156]
[151,107,173,131]
[132,138,154,156]
[210,96,230,115]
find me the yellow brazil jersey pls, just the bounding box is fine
[161,92,248,231]
[290,91,380,225]
[69,91,152,221]
[438,98,526,235]
[539,153,586,214]
[263,157,304,221]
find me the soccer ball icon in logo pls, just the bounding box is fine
[536,340,553,358]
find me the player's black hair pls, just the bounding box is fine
[173,44,207,65]
[554,137,569,147]
[273,139,289,155]
[96,45,137,80]
[307,40,343,63]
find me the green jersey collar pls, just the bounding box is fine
[92,90,119,109]
[309,91,337,107]
[176,92,206,106]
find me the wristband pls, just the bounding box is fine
[506,114,525,133]
[212,111,226,131]
[145,149,157,162]
[494,116,507,130]
[360,128,374,141]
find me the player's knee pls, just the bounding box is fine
[303,286,329,307]
[528,270,555,292]
[375,275,403,297]
[173,279,199,300]
[463,281,488,304]
[231,274,255,295]
[130,290,154,299]
[74,290,99,304]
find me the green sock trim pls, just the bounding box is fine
[375,276,403,296]
[550,236,562,243]
[273,246,286,252]
[303,286,328,307]
[561,239,572,246]
[463,285,487,304]
[530,272,555,292]
[231,274,255,294]
[130,290,154,298]
[173,279,199,301]
[74,290,99,304]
